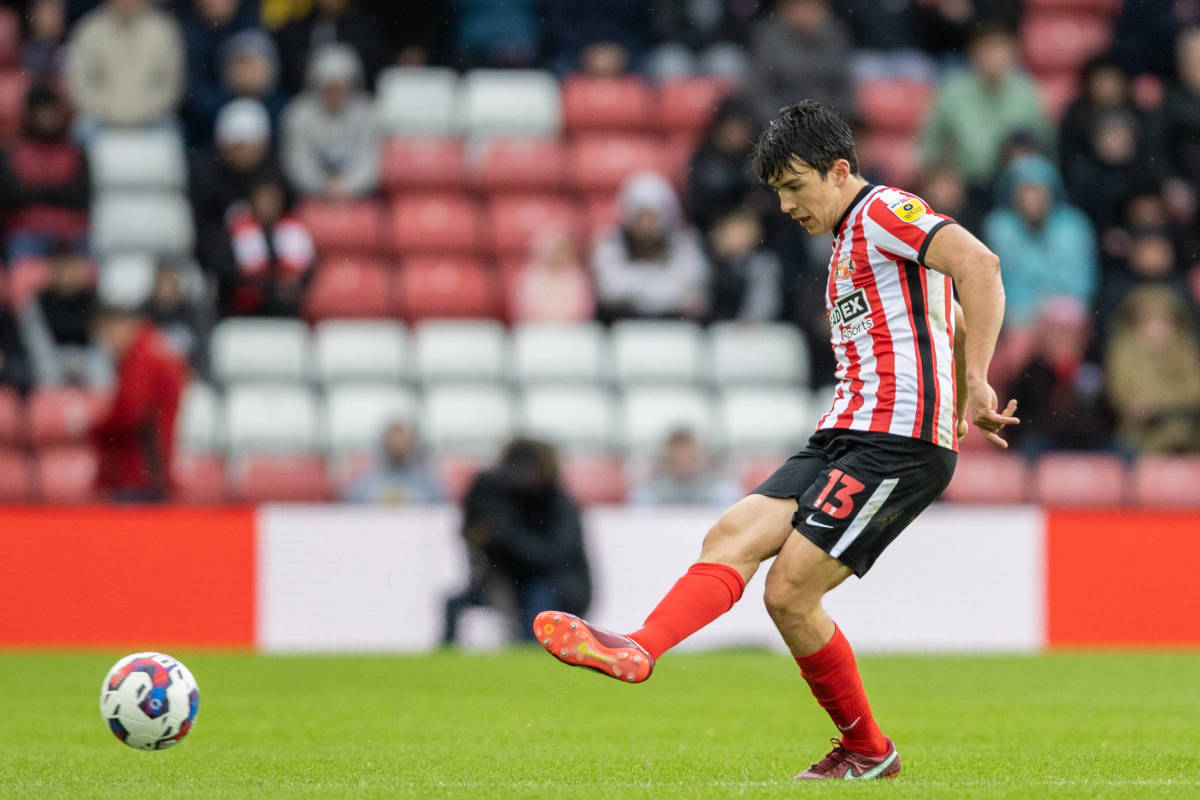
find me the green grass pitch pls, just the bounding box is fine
[2,649,1199,798]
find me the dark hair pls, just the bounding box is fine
[752,100,858,183]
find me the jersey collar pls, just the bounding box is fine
[833,183,876,239]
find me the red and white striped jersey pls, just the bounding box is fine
[815,184,958,451]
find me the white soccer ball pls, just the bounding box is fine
[99,652,200,750]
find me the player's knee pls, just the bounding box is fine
[762,568,820,623]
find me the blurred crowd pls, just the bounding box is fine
[0,0,1199,506]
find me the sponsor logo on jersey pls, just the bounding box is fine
[835,255,856,280]
[888,197,926,223]
[828,288,874,338]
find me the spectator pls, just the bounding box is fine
[18,243,108,386]
[1094,224,1193,331]
[1112,0,1195,79]
[141,261,206,367]
[281,44,380,199]
[543,0,652,75]
[345,420,444,504]
[0,85,89,261]
[0,302,33,394]
[707,209,783,322]
[686,96,763,234]
[1007,297,1112,460]
[833,0,934,82]
[649,0,759,81]
[450,0,538,69]
[222,170,315,317]
[592,171,710,321]
[274,0,387,94]
[442,438,591,645]
[22,0,69,90]
[1059,55,1137,194]
[918,2,1023,59]
[1155,28,1200,189]
[632,428,742,507]
[921,21,1050,188]
[508,229,594,323]
[220,29,288,131]
[746,0,853,121]
[65,0,184,135]
[180,0,258,147]
[1105,286,1200,454]
[1064,109,1151,233]
[917,164,982,238]
[358,0,449,67]
[89,305,188,503]
[982,155,1098,329]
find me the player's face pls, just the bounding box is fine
[768,159,843,235]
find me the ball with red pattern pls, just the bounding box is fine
[99,652,199,750]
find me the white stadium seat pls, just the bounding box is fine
[718,388,813,455]
[313,320,408,386]
[518,385,618,453]
[91,192,194,256]
[224,383,321,454]
[511,321,607,385]
[210,318,310,384]
[413,319,508,383]
[459,69,561,139]
[611,320,704,385]
[620,386,718,453]
[422,383,515,454]
[89,128,187,190]
[324,384,418,455]
[376,67,459,136]
[177,382,221,453]
[97,253,157,308]
[709,322,810,387]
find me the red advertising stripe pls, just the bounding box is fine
[1046,509,1200,646]
[0,507,255,647]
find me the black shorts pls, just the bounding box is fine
[752,429,956,577]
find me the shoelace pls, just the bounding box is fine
[807,738,850,773]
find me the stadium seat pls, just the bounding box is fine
[392,257,502,322]
[97,253,157,308]
[562,76,654,134]
[719,388,812,456]
[858,132,920,188]
[437,454,484,501]
[662,131,699,189]
[89,128,187,191]
[7,257,51,308]
[91,192,194,256]
[324,384,418,456]
[380,137,466,193]
[313,320,408,386]
[611,320,705,385]
[34,444,98,504]
[376,66,459,136]
[738,456,783,494]
[209,318,310,384]
[484,193,581,257]
[0,387,20,444]
[561,454,628,506]
[1131,456,1200,509]
[620,386,719,453]
[388,194,482,256]
[27,387,109,446]
[0,447,31,501]
[656,77,733,135]
[855,79,933,134]
[413,319,508,383]
[0,8,20,67]
[172,453,227,504]
[296,199,383,256]
[302,256,391,321]
[422,383,515,454]
[568,135,665,194]
[1031,452,1127,507]
[177,382,222,454]
[475,138,567,193]
[1021,12,1113,73]
[224,384,322,455]
[1036,71,1080,120]
[511,321,608,384]
[0,70,27,139]
[458,69,561,139]
[234,454,332,503]
[584,193,619,236]
[941,451,1030,504]
[518,385,618,453]
[708,322,809,387]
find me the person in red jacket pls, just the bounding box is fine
[90,306,188,503]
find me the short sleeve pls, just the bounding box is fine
[861,191,955,266]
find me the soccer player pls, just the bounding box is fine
[533,101,1019,780]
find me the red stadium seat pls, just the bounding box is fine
[329,452,374,492]
[380,137,466,194]
[1131,456,1200,509]
[389,193,483,257]
[478,139,567,193]
[0,447,32,502]
[438,455,483,502]
[0,387,20,444]
[568,135,665,194]
[1032,452,1127,507]
[0,69,25,140]
[173,454,228,505]
[235,455,332,503]
[296,199,383,257]
[739,457,783,493]
[7,257,50,309]
[858,132,920,188]
[941,452,1030,504]
[303,256,391,321]
[0,8,19,68]
[662,131,699,191]
[484,194,581,257]
[392,257,502,322]
[562,76,655,134]
[584,193,619,237]
[34,444,98,504]
[1036,71,1080,120]
[856,79,933,134]
[657,77,734,135]
[1021,13,1113,73]
[561,455,628,506]
[27,388,110,446]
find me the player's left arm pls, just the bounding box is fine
[922,223,1019,447]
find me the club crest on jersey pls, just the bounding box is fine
[888,197,926,223]
[828,288,873,338]
[835,255,856,279]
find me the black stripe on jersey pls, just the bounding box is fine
[904,260,937,441]
[917,218,954,266]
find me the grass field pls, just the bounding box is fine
[2,649,1199,799]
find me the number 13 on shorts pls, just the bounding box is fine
[812,468,866,520]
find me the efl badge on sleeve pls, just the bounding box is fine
[889,198,926,223]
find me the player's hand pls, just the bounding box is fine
[956,416,969,441]
[967,380,1019,448]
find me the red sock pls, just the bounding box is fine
[793,625,889,757]
[628,562,745,660]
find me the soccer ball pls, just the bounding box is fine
[99,652,200,750]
